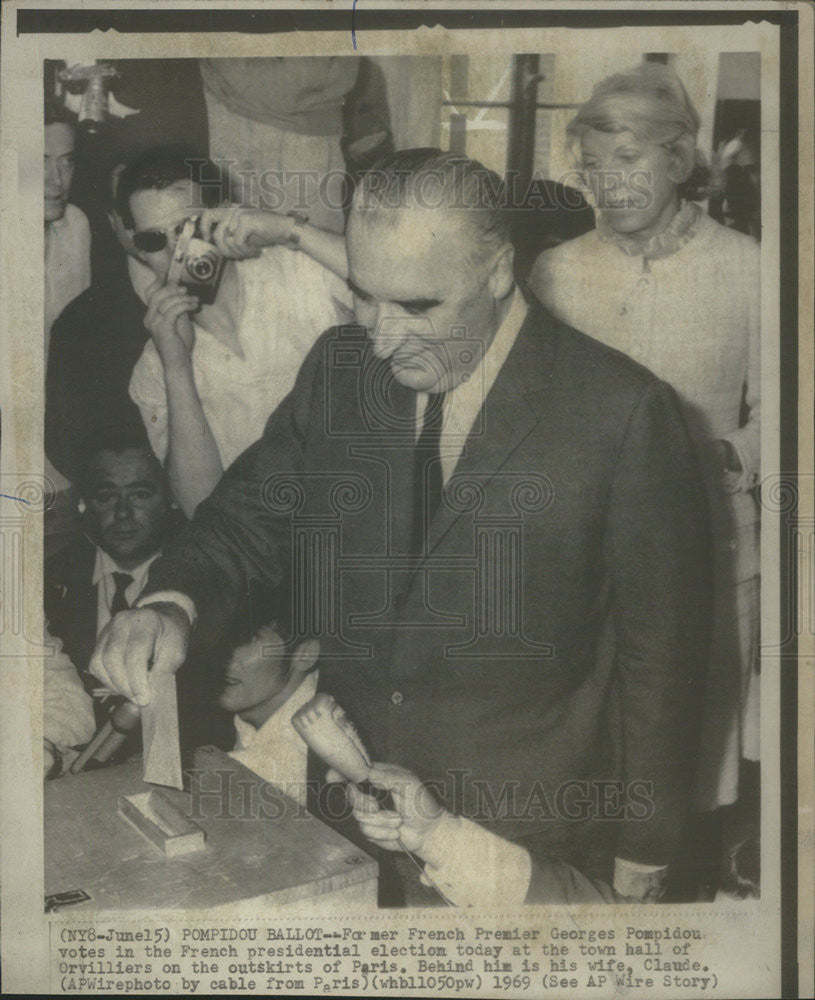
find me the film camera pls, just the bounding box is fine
[166,218,226,305]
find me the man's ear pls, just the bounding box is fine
[488,244,516,300]
[109,209,141,260]
[291,638,320,675]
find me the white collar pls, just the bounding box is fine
[233,669,318,746]
[418,285,527,411]
[45,205,70,236]
[415,287,528,478]
[461,284,528,402]
[92,545,161,586]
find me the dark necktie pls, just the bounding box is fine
[110,572,133,615]
[411,392,446,556]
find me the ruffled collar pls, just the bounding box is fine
[596,200,703,262]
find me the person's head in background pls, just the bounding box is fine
[346,148,516,395]
[114,144,223,282]
[218,608,319,731]
[567,62,701,245]
[75,422,173,570]
[44,103,77,225]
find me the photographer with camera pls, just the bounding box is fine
[120,146,351,517]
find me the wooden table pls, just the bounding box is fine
[44,746,378,914]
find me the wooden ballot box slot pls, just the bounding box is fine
[118,790,206,857]
[44,746,377,913]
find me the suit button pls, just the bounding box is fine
[390,690,404,705]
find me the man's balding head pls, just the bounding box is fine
[345,150,516,394]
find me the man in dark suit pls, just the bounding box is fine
[45,160,149,485]
[90,150,711,902]
[45,422,230,749]
[45,423,174,690]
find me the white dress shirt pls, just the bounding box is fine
[44,624,95,749]
[93,547,161,635]
[420,812,532,907]
[129,248,353,469]
[229,670,318,807]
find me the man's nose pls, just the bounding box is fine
[44,160,62,195]
[113,496,133,520]
[368,304,408,359]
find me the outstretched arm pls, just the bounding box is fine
[345,763,612,906]
[199,205,349,280]
[93,328,329,702]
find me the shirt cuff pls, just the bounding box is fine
[136,591,197,627]
[613,857,668,901]
[419,813,532,908]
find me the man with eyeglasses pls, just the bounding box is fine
[91,150,712,905]
[119,145,352,518]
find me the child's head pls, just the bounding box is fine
[218,620,318,729]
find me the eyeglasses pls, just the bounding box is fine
[132,221,186,254]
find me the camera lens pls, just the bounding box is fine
[188,252,216,281]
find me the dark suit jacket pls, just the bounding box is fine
[45,267,148,482]
[45,531,234,751]
[44,533,99,690]
[146,301,712,870]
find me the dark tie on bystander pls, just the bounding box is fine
[110,572,134,616]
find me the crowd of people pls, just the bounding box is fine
[42,59,761,906]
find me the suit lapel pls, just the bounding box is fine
[73,535,101,674]
[423,305,556,559]
[351,307,558,590]
[358,349,418,558]
[48,533,99,674]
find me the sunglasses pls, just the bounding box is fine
[132,221,187,254]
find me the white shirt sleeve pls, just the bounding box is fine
[419,813,532,908]
[43,626,95,748]
[292,251,355,340]
[136,591,197,627]
[129,339,170,463]
[613,856,669,901]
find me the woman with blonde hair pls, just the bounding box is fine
[530,62,760,839]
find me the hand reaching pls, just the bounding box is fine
[88,602,190,707]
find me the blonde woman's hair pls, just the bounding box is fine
[567,62,701,183]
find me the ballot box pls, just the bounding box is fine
[44,746,378,915]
